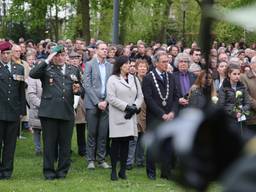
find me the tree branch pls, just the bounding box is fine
[195,0,202,7]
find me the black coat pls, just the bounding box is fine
[0,61,26,121]
[218,79,250,119]
[29,61,84,121]
[142,69,179,130]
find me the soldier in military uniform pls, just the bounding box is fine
[29,45,84,180]
[0,41,26,180]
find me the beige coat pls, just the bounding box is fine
[240,71,256,125]
[26,76,42,129]
[75,97,86,124]
[107,74,143,138]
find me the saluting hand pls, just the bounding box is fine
[45,52,58,63]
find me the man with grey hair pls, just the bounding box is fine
[142,51,179,180]
[240,56,256,133]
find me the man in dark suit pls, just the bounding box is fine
[142,52,179,180]
[173,53,196,112]
[0,41,26,180]
[29,45,84,180]
[84,41,112,169]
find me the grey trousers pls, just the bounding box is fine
[127,132,144,166]
[86,108,109,163]
[32,128,42,152]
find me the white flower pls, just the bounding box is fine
[236,90,243,98]
[211,96,218,104]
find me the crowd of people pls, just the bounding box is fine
[0,36,256,181]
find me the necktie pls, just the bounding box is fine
[5,65,10,73]
[161,73,166,85]
[58,66,64,75]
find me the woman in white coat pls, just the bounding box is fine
[107,56,143,181]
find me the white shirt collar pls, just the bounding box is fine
[155,68,163,76]
[96,57,106,65]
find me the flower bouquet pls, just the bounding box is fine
[233,90,250,135]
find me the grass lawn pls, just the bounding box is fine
[0,131,221,192]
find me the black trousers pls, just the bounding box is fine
[0,120,19,177]
[146,139,173,178]
[76,123,86,154]
[110,138,130,173]
[40,117,74,178]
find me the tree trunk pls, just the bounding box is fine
[119,0,130,44]
[78,0,90,44]
[54,2,59,41]
[159,0,173,42]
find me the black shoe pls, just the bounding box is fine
[126,164,133,170]
[56,175,66,179]
[147,174,156,180]
[44,175,56,180]
[78,148,86,157]
[160,173,172,180]
[118,171,127,180]
[0,172,11,180]
[0,174,11,180]
[111,171,118,181]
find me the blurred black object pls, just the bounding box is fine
[143,106,250,191]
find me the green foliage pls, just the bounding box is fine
[2,0,256,45]
[212,0,256,44]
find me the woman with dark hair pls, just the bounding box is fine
[218,64,250,132]
[106,56,143,180]
[189,70,217,108]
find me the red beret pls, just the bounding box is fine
[0,41,12,52]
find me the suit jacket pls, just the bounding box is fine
[0,61,26,121]
[142,69,179,130]
[83,57,112,109]
[107,74,143,138]
[29,61,84,121]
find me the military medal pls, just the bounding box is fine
[150,71,169,107]
[49,78,53,85]
[70,74,78,82]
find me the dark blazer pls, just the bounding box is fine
[142,69,179,130]
[173,71,196,98]
[29,61,84,121]
[0,61,26,121]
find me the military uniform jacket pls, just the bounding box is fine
[0,61,26,121]
[29,61,84,121]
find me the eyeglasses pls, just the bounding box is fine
[179,60,189,63]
